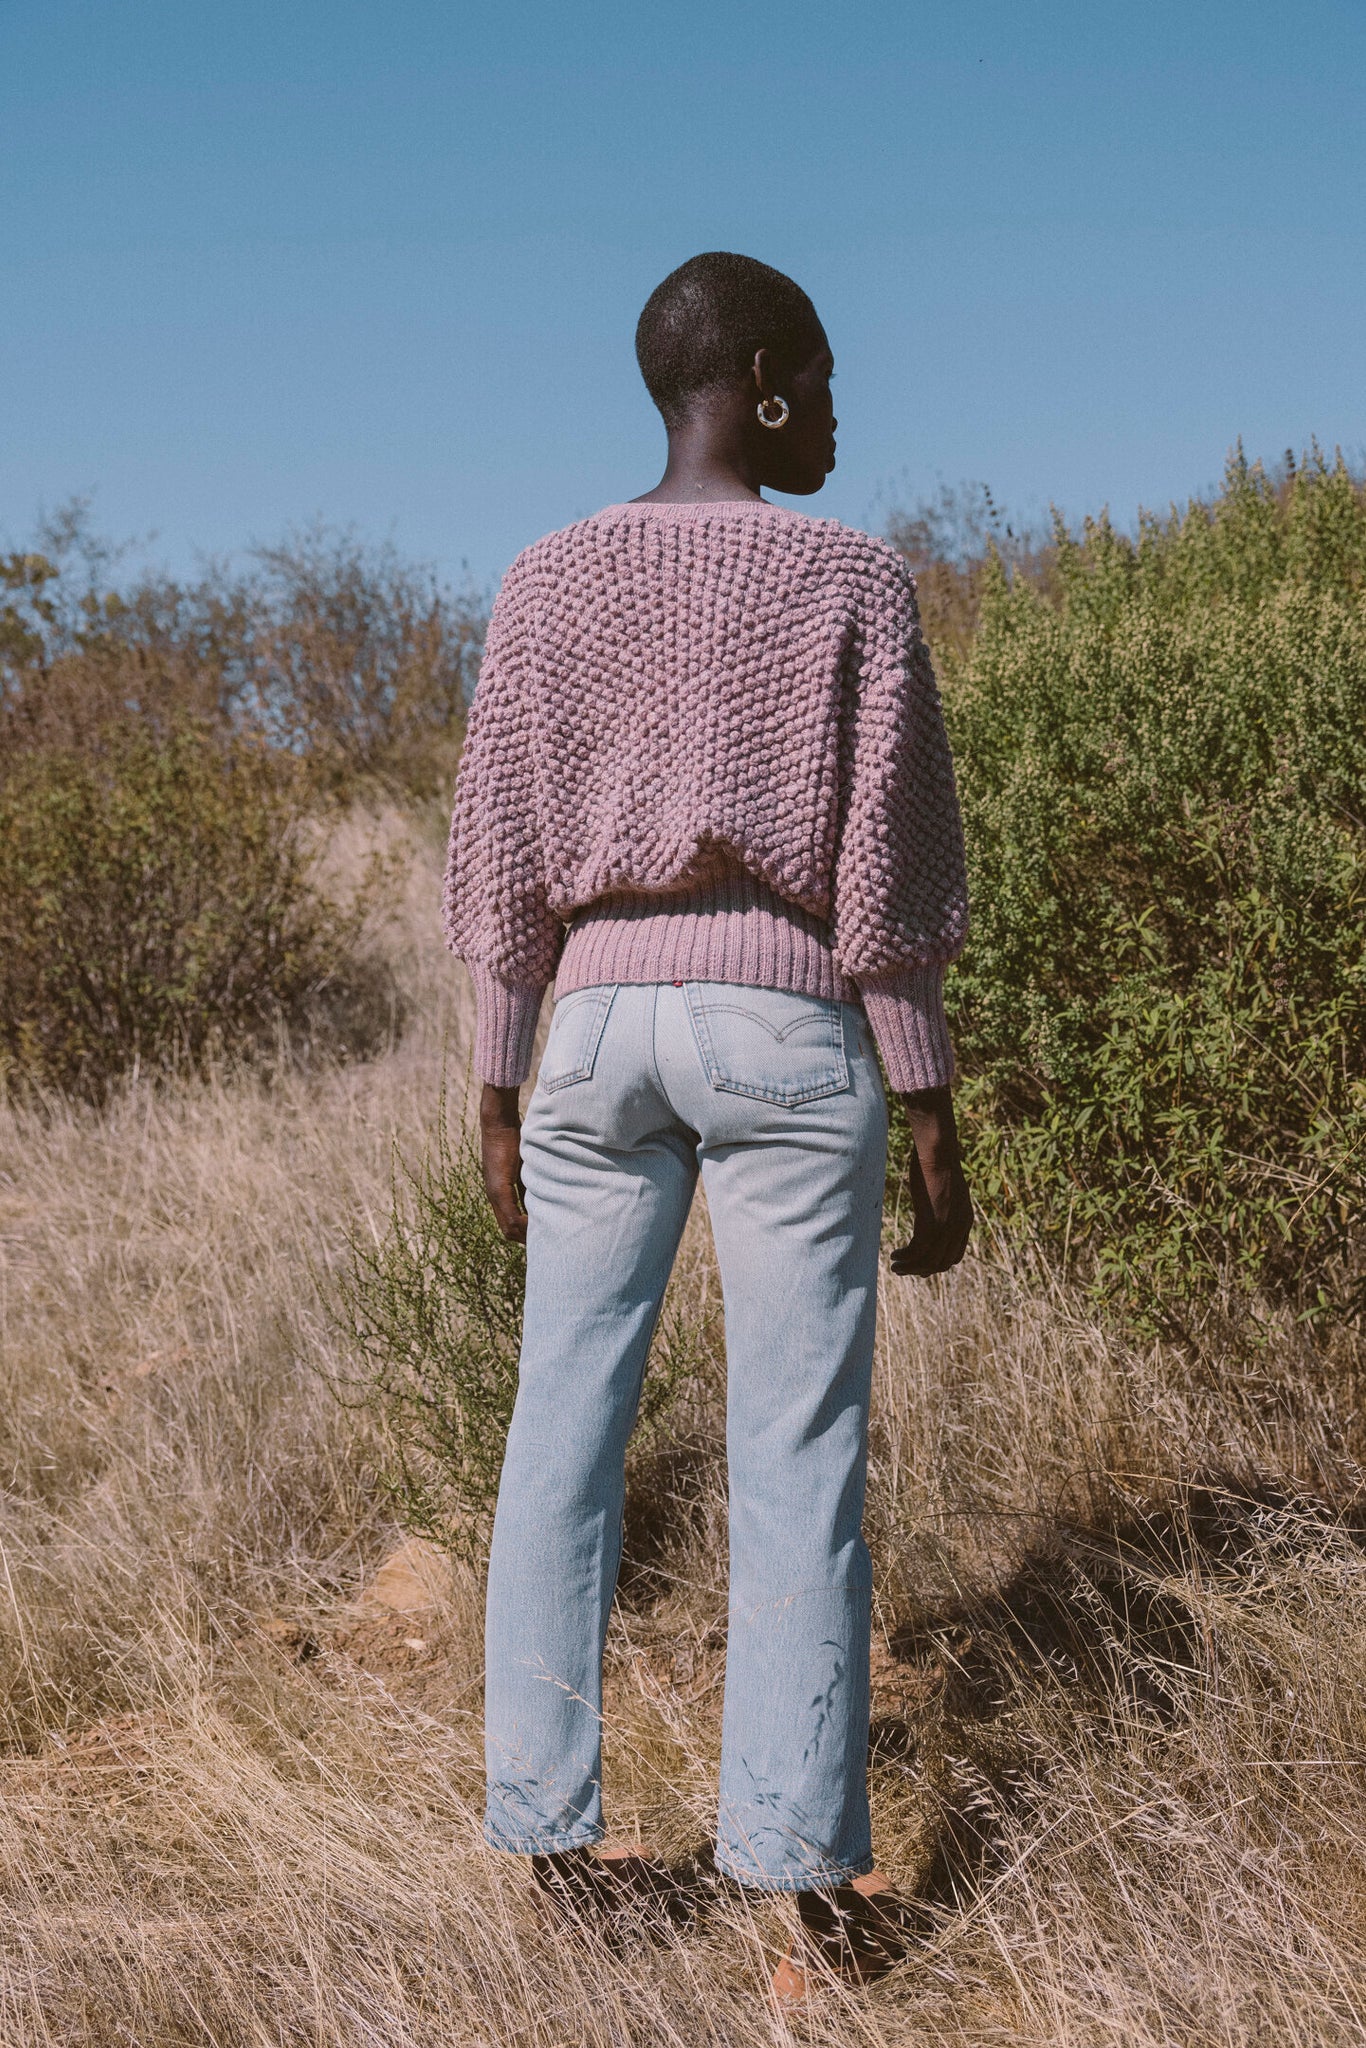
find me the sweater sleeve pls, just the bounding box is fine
[442,562,562,1087]
[832,549,968,1092]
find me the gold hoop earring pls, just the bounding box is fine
[757,395,790,429]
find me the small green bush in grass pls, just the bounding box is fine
[0,720,383,1099]
[914,448,1366,1335]
[338,1096,701,1554]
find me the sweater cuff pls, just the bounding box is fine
[467,964,546,1087]
[857,962,956,1093]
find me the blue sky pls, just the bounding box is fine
[3,0,1363,590]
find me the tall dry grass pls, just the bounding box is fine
[2,821,1364,2046]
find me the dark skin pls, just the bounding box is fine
[479,316,973,1278]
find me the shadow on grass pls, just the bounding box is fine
[888,1473,1359,1727]
[876,1475,1366,1913]
[618,1439,721,1609]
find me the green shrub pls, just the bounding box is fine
[0,720,382,1099]
[925,449,1366,1334]
[338,1100,701,1554]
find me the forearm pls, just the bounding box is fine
[897,1083,961,1177]
[479,1083,526,1243]
[480,1082,522,1130]
[889,1082,973,1277]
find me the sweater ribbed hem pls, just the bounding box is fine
[467,964,545,1088]
[554,873,956,1093]
[556,869,855,1003]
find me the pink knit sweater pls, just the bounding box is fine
[443,498,968,1093]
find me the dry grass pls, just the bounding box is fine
[2,815,1364,2046]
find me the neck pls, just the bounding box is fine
[636,411,764,503]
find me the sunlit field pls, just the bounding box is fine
[3,813,1364,2047]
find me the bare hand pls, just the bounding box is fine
[889,1084,973,1278]
[480,1084,527,1244]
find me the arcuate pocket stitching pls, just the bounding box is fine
[539,985,616,1092]
[684,986,849,1106]
[688,1000,839,1044]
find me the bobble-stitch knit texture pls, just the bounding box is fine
[443,501,968,1091]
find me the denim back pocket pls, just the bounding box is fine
[538,985,616,1092]
[683,985,848,1106]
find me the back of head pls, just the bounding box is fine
[636,252,821,427]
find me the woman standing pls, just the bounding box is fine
[443,251,972,2002]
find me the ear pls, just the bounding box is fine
[751,347,773,402]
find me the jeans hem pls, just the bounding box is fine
[484,1820,604,1856]
[713,1847,876,1893]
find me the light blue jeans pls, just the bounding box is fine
[483,980,888,1890]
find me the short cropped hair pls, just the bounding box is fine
[635,252,822,427]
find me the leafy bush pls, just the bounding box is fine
[338,1100,701,1554]
[3,508,486,797]
[0,720,384,1099]
[0,507,474,1101]
[887,480,1056,667]
[236,529,485,794]
[920,449,1366,1334]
